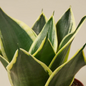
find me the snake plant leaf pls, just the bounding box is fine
[0,55,9,69]
[0,8,36,62]
[49,16,86,71]
[56,7,76,47]
[32,12,47,35]
[13,18,37,40]
[45,44,86,86]
[29,16,57,55]
[49,42,72,71]
[59,16,86,49]
[33,35,55,66]
[6,48,52,86]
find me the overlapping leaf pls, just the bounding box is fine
[56,8,76,47]
[33,35,55,66]
[0,8,36,62]
[49,11,86,71]
[29,16,57,55]
[13,18,37,40]
[49,42,72,71]
[32,12,47,35]
[7,49,52,86]
[0,7,86,86]
[45,44,86,86]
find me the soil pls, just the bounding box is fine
[71,79,84,86]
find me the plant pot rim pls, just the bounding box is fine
[71,78,84,86]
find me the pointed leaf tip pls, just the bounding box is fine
[32,11,47,35]
[56,7,75,47]
[83,43,86,48]
[0,8,2,12]
[30,16,57,54]
[82,43,86,51]
[41,9,43,13]
[68,6,72,11]
[69,5,71,8]
[52,11,55,16]
[0,8,5,13]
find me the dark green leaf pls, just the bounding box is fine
[13,18,37,39]
[49,16,86,71]
[56,7,76,47]
[45,44,86,86]
[33,35,55,66]
[29,16,57,55]
[49,42,72,71]
[32,12,47,35]
[7,48,52,86]
[0,8,36,62]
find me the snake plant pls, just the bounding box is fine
[0,7,86,86]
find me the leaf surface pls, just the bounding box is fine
[13,18,37,40]
[49,16,86,71]
[33,35,55,66]
[7,49,52,86]
[32,12,47,35]
[56,7,75,47]
[0,8,36,62]
[29,16,57,55]
[45,44,86,86]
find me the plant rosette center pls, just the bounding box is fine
[0,7,86,86]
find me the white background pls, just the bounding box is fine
[0,0,86,86]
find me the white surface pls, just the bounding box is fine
[0,0,86,86]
